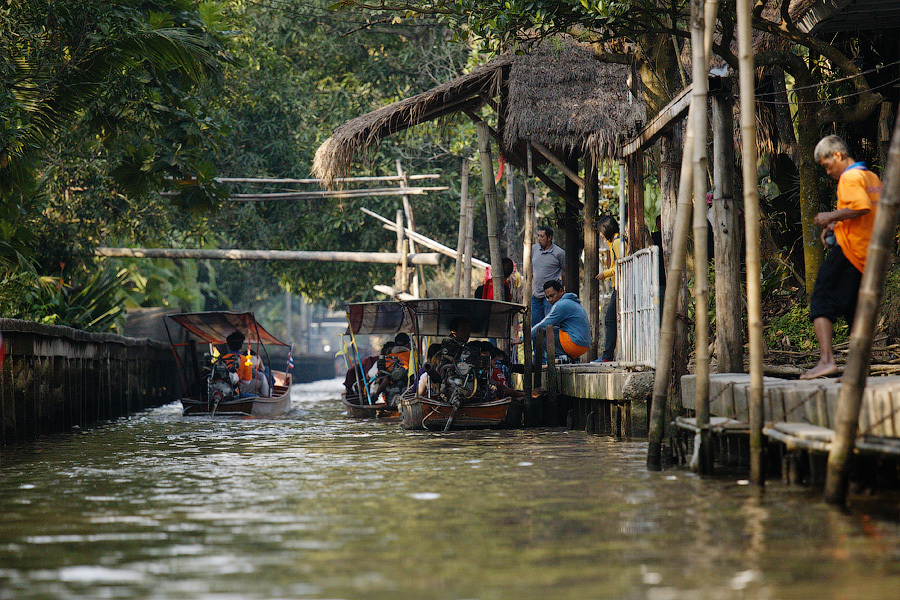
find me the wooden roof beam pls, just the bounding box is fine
[463,111,582,211]
[621,83,692,157]
[531,141,585,190]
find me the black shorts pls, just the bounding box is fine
[809,245,862,325]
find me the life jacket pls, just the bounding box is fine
[385,350,410,371]
[222,351,254,382]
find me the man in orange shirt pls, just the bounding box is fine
[802,135,881,379]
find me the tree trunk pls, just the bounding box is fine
[712,88,744,373]
[690,0,713,476]
[477,122,505,301]
[794,80,824,294]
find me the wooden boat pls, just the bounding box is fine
[165,311,293,417]
[346,298,526,431]
[340,392,400,421]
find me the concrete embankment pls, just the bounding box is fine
[0,318,177,446]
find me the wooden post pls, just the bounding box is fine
[477,122,505,302]
[618,160,627,243]
[691,0,714,476]
[825,106,900,505]
[626,153,645,251]
[546,327,558,427]
[584,153,600,361]
[523,165,536,425]
[712,85,744,373]
[453,158,470,297]
[737,0,765,485]
[504,166,519,275]
[564,153,581,293]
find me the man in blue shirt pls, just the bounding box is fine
[531,280,590,363]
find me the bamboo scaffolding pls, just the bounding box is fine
[737,0,765,485]
[94,247,444,264]
[209,187,449,201]
[361,207,490,269]
[397,160,424,297]
[212,174,440,184]
[825,104,900,505]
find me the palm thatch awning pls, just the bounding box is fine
[313,42,643,184]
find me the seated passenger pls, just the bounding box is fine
[417,343,443,398]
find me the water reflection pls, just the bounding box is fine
[1,378,898,600]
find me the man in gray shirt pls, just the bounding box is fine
[531,225,566,325]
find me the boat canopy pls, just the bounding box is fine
[166,311,289,346]
[346,302,412,336]
[346,299,525,339]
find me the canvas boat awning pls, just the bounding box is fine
[166,312,289,346]
[347,299,524,339]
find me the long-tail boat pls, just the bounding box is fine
[165,311,293,417]
[346,299,526,430]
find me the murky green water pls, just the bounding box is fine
[1,379,899,600]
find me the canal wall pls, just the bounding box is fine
[0,318,177,447]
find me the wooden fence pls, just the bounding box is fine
[0,318,177,446]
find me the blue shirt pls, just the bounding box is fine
[531,292,591,348]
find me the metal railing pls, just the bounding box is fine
[615,246,661,367]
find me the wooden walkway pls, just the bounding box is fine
[678,373,900,457]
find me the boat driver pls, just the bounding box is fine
[222,330,270,397]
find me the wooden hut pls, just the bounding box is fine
[314,42,644,359]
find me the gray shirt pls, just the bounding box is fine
[531,242,566,297]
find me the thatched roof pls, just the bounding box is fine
[504,44,643,163]
[313,42,643,184]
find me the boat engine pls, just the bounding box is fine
[437,338,495,405]
[207,361,236,408]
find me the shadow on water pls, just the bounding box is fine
[1,378,898,600]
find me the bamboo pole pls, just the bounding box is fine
[477,122,505,302]
[504,166,520,271]
[213,174,440,184]
[584,153,600,361]
[691,0,714,475]
[453,159,470,297]
[395,210,406,291]
[523,174,535,423]
[94,247,444,264]
[397,160,424,298]
[208,187,449,201]
[463,173,476,296]
[361,207,489,269]
[737,0,765,485]
[825,106,900,505]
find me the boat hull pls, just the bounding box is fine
[181,371,292,417]
[341,393,400,421]
[399,395,523,430]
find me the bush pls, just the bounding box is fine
[764,303,849,351]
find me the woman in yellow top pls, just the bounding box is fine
[596,216,627,362]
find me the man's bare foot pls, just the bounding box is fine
[800,362,839,380]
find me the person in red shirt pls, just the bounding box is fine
[802,135,881,379]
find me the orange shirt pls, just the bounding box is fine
[833,166,881,273]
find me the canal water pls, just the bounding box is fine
[1,379,898,600]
